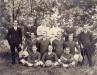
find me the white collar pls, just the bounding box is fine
[48,52,52,55]
[43,38,47,41]
[13,27,17,31]
[84,30,88,33]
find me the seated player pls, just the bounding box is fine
[52,31,64,59]
[41,45,59,67]
[27,45,43,67]
[58,47,80,68]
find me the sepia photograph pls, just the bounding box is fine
[0,0,97,75]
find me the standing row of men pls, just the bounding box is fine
[6,19,94,67]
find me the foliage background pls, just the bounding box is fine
[0,0,97,75]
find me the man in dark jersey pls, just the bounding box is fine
[37,31,50,56]
[52,31,64,59]
[64,19,76,41]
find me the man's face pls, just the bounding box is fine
[48,46,53,52]
[68,35,73,41]
[54,21,59,27]
[32,46,37,53]
[14,21,18,27]
[31,33,35,39]
[57,32,62,39]
[27,23,31,28]
[67,24,73,28]
[29,21,34,26]
[68,19,73,27]
[29,18,34,26]
[41,23,46,26]
[64,48,70,54]
[41,20,46,26]
[42,31,47,38]
[83,25,88,31]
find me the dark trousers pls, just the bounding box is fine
[10,42,21,64]
[81,48,92,66]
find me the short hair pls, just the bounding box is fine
[29,17,33,21]
[48,45,53,51]
[69,19,74,22]
[14,20,18,23]
[57,31,62,35]
[32,45,37,49]
[31,32,35,35]
[68,34,74,39]
[42,31,47,34]
[83,24,88,27]
[42,19,46,22]
[64,46,70,50]
[13,20,18,26]
[48,45,53,48]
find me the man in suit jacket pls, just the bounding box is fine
[78,24,94,66]
[6,20,22,64]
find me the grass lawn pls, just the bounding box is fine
[0,40,97,75]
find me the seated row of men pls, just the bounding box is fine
[19,45,82,68]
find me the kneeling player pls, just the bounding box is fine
[41,45,59,67]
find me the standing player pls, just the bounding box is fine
[37,19,49,39]
[37,31,50,56]
[23,33,37,54]
[64,19,76,41]
[24,17,37,37]
[49,21,62,44]
[52,31,64,59]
